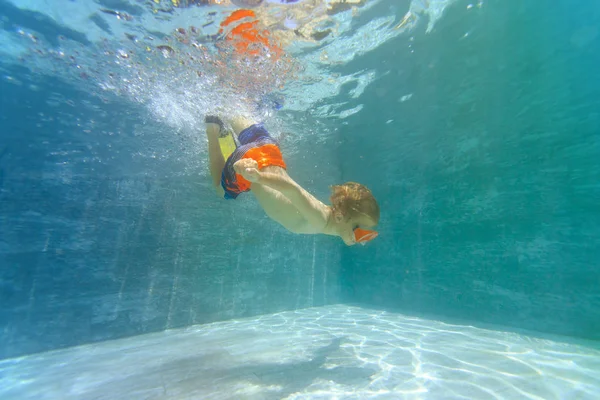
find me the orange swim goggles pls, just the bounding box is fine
[354,228,379,244]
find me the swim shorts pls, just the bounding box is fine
[221,124,286,199]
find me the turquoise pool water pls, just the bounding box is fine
[1,0,599,398]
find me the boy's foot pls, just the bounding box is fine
[205,115,228,138]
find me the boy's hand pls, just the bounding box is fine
[234,159,261,183]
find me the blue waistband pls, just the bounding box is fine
[238,124,272,145]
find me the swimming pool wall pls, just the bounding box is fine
[0,73,342,359]
[338,0,600,340]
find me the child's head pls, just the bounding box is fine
[330,182,380,245]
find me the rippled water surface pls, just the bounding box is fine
[1,0,461,167]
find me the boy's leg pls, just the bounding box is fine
[205,115,255,198]
[206,121,225,197]
[229,116,256,136]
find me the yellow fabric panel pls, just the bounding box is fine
[218,133,237,159]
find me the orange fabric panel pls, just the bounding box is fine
[234,144,286,191]
[221,9,256,27]
[218,9,282,58]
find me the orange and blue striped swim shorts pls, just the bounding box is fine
[221,124,286,199]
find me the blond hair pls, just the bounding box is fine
[330,182,380,223]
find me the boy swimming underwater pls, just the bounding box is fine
[205,115,380,246]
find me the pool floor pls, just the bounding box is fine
[1,305,599,399]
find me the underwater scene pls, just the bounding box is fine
[1,0,599,398]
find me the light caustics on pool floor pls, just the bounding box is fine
[1,305,599,399]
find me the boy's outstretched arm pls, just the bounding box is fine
[234,159,330,230]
